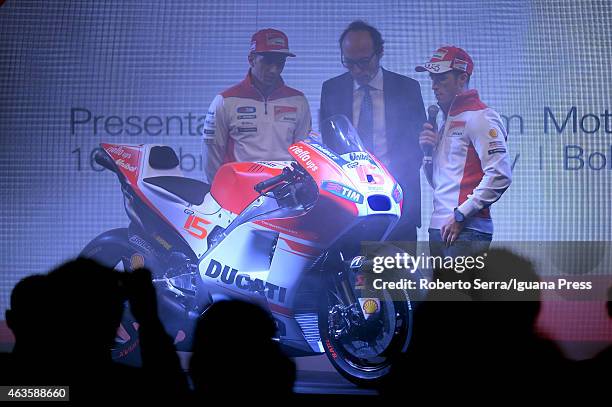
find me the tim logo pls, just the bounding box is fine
[322,181,364,204]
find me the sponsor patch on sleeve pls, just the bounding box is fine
[488,148,507,155]
[488,128,498,138]
[203,110,216,138]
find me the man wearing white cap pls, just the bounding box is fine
[202,29,312,183]
[416,46,512,257]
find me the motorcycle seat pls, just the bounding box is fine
[143,176,210,205]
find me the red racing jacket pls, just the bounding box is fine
[428,89,512,234]
[202,71,312,182]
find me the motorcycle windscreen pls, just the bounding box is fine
[288,114,367,184]
[321,115,397,189]
[319,114,366,155]
[290,115,396,190]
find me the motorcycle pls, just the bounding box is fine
[81,115,414,386]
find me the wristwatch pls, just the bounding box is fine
[453,207,465,223]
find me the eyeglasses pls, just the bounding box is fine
[341,52,377,69]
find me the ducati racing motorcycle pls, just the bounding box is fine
[81,115,415,386]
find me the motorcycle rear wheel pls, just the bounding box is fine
[80,228,143,366]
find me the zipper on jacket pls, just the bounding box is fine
[253,86,269,115]
[439,96,458,145]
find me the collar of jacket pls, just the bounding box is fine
[241,69,286,101]
[447,89,487,116]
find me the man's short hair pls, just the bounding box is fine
[339,20,384,55]
[451,69,471,86]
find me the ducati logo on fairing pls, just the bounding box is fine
[204,259,287,303]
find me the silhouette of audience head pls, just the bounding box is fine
[382,249,567,400]
[471,248,542,332]
[4,258,196,402]
[5,274,51,355]
[45,258,125,356]
[189,300,295,400]
[4,258,128,388]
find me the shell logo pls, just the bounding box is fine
[362,299,379,315]
[488,128,498,138]
[130,253,145,270]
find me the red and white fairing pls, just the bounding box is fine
[100,121,403,354]
[101,143,233,257]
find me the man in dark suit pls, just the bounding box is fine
[320,20,426,243]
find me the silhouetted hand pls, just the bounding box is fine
[124,268,159,326]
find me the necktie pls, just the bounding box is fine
[357,85,374,151]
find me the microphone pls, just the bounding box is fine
[423,105,439,165]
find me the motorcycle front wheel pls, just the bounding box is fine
[318,269,413,387]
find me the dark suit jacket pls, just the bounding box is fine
[319,68,426,228]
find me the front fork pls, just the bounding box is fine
[325,251,359,306]
[325,252,369,340]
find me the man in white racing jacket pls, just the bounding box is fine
[202,28,312,183]
[416,46,512,258]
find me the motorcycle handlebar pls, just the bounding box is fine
[254,167,293,194]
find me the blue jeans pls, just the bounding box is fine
[428,228,492,259]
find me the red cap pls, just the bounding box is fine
[249,28,295,57]
[415,46,474,75]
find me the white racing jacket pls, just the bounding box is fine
[429,89,512,234]
[202,72,312,182]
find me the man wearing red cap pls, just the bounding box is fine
[202,29,312,183]
[416,46,512,258]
